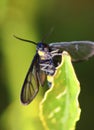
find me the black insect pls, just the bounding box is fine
[14,35,94,105]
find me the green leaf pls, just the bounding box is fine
[39,51,81,130]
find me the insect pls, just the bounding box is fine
[14,35,94,105]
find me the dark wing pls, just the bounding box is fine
[21,54,46,105]
[49,41,94,62]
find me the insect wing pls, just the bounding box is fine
[38,69,47,86]
[49,41,94,61]
[21,54,40,105]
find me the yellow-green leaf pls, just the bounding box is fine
[39,51,81,130]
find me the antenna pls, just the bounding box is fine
[13,35,37,45]
[42,27,54,43]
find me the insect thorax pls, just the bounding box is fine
[38,51,55,75]
[37,43,62,75]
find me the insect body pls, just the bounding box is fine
[37,43,56,75]
[38,43,61,75]
[14,36,94,104]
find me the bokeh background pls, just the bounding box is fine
[0,0,94,130]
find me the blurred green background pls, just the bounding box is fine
[0,0,94,130]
